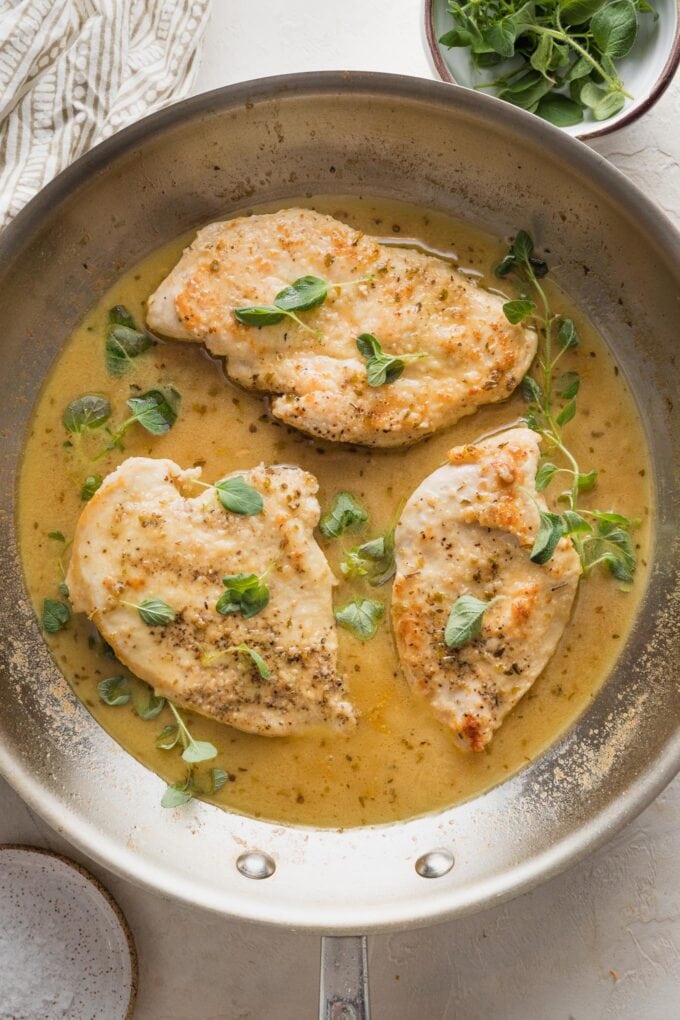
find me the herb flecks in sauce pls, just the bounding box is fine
[80,474,103,501]
[22,195,651,828]
[47,530,72,587]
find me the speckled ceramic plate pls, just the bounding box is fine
[0,846,137,1020]
[425,0,680,140]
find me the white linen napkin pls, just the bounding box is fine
[0,0,211,228]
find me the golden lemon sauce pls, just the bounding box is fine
[18,197,652,828]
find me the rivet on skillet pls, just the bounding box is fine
[415,849,454,878]
[236,851,276,880]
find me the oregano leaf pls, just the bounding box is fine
[444,594,496,649]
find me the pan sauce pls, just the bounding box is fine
[18,197,652,828]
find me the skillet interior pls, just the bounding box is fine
[0,72,678,933]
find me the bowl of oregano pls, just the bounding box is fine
[425,0,679,138]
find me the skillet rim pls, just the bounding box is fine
[0,70,678,932]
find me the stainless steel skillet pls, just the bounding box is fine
[0,73,678,1018]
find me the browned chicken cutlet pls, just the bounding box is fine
[392,428,581,750]
[147,208,536,446]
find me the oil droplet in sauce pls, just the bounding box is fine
[18,197,652,828]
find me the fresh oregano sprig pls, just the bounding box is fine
[92,659,224,806]
[339,495,404,588]
[158,702,218,764]
[444,594,500,649]
[335,597,384,641]
[98,675,166,718]
[497,230,637,583]
[42,597,71,633]
[192,474,264,516]
[120,596,176,626]
[132,682,166,720]
[341,528,396,588]
[356,333,428,387]
[161,771,197,808]
[439,0,655,127]
[63,395,111,434]
[235,273,372,337]
[105,305,154,377]
[230,642,270,678]
[161,766,230,809]
[91,387,180,460]
[97,675,131,706]
[216,570,271,618]
[200,642,270,679]
[319,492,368,539]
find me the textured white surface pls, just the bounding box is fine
[196,0,680,221]
[1,1,678,1017]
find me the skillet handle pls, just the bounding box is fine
[319,935,370,1019]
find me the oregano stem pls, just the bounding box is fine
[532,27,633,98]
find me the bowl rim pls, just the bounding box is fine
[0,843,138,1017]
[424,0,680,141]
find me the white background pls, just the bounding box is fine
[2,2,679,1017]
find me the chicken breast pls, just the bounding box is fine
[392,428,580,750]
[66,457,355,735]
[147,208,536,446]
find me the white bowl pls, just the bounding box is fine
[425,0,680,139]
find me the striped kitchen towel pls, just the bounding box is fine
[0,0,211,228]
